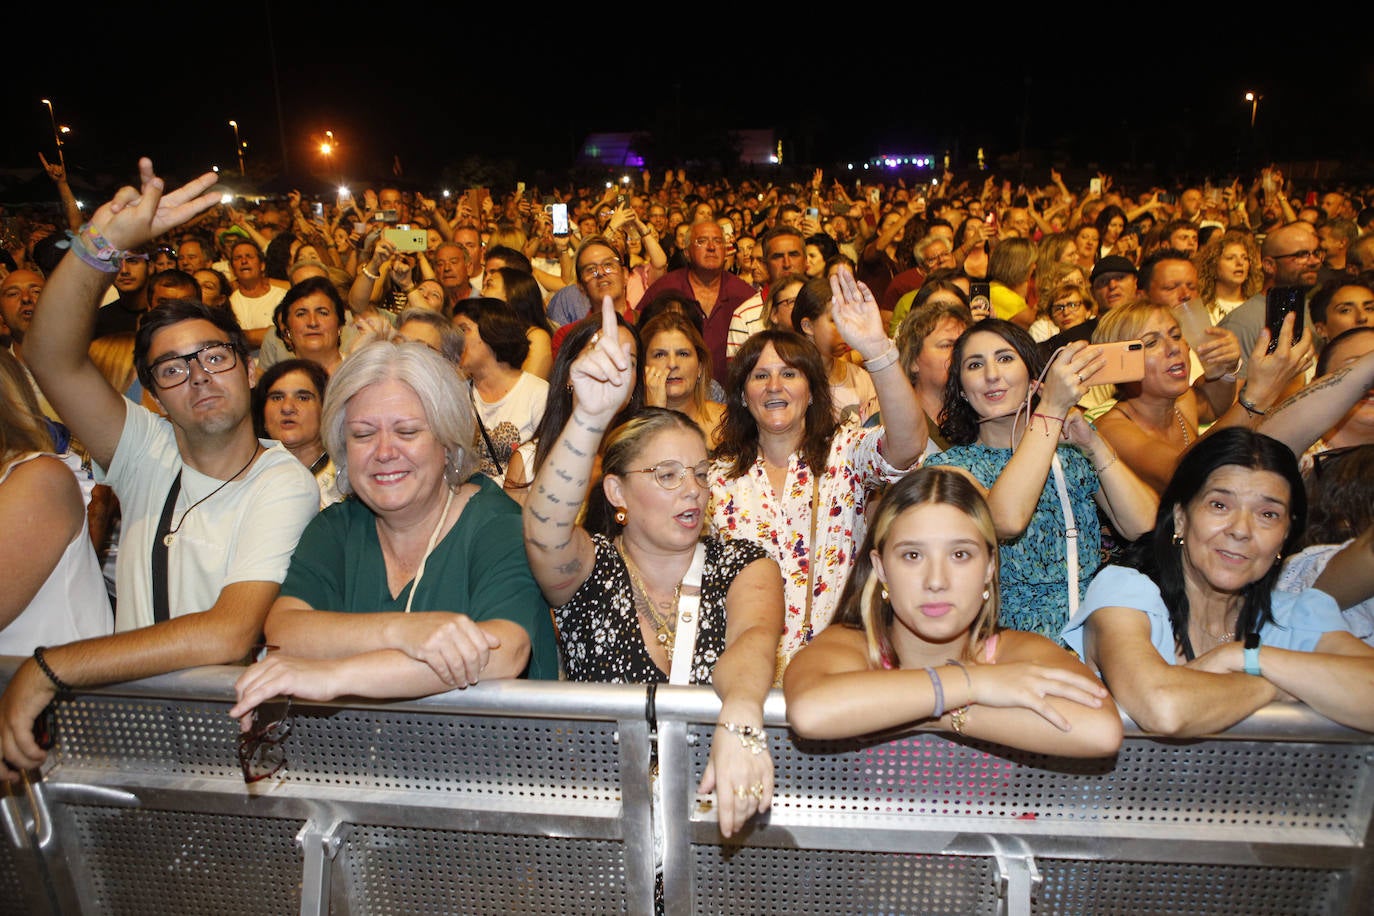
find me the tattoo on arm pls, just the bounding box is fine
[555,467,573,482]
[561,438,587,458]
[529,506,550,523]
[571,414,604,434]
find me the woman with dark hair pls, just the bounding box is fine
[273,277,347,374]
[1062,428,1374,736]
[482,266,553,380]
[928,319,1158,640]
[1094,205,1131,263]
[264,231,297,283]
[453,297,549,486]
[253,358,339,508]
[803,233,839,278]
[710,269,928,674]
[784,466,1120,756]
[523,297,781,840]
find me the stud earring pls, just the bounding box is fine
[880,585,889,602]
[615,508,627,525]
[1172,533,1184,546]
[982,587,990,601]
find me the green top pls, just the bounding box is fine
[280,475,558,680]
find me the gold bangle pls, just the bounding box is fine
[949,705,970,735]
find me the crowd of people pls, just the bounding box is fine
[3,153,1374,855]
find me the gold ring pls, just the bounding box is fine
[749,783,765,798]
[734,785,749,798]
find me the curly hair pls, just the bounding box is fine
[1193,229,1263,306]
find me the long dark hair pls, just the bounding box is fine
[1130,427,1307,661]
[938,318,1045,445]
[714,330,836,478]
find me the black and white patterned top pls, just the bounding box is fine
[553,534,769,685]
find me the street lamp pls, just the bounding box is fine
[229,120,245,176]
[1244,92,1263,129]
[40,98,66,169]
[320,130,337,182]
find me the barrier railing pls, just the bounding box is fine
[2,657,1371,915]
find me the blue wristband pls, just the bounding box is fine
[1243,633,1261,676]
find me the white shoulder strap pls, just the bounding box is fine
[668,541,708,685]
[1049,452,1079,618]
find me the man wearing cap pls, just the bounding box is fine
[0,159,317,783]
[1089,255,1139,313]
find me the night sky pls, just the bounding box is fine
[8,11,1374,198]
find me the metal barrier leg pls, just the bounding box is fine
[296,817,352,916]
[657,719,692,916]
[994,842,1042,916]
[3,778,59,916]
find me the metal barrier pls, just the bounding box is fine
[3,657,1372,915]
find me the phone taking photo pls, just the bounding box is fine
[551,203,570,237]
[1082,340,1146,386]
[1265,287,1306,353]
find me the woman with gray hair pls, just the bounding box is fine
[231,339,558,723]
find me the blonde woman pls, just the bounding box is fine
[784,466,1122,756]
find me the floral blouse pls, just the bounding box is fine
[709,424,911,667]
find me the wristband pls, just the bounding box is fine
[1237,387,1267,418]
[1243,633,1261,676]
[863,344,900,373]
[71,223,125,273]
[33,646,73,695]
[924,666,945,719]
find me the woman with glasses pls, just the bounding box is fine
[1062,428,1374,737]
[523,298,782,840]
[230,339,558,722]
[711,269,928,674]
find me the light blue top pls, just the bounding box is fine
[1061,565,1349,664]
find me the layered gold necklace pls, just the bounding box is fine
[617,538,682,657]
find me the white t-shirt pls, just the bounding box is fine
[96,403,318,631]
[471,372,548,488]
[0,454,114,654]
[229,284,287,331]
[830,359,879,427]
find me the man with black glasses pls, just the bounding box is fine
[1220,221,1324,362]
[0,158,318,782]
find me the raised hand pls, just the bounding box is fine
[569,295,635,423]
[38,152,65,183]
[828,267,887,360]
[89,158,220,251]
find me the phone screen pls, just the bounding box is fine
[1265,287,1306,353]
[551,203,570,236]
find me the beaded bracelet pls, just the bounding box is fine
[33,646,73,695]
[719,722,767,756]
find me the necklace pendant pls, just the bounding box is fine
[162,533,176,547]
[657,631,669,646]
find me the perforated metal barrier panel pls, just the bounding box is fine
[2,659,1372,916]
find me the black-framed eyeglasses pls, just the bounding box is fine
[1273,248,1325,262]
[625,460,711,490]
[148,342,239,389]
[238,697,294,784]
[1311,444,1366,478]
[579,257,622,280]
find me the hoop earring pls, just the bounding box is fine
[615,508,627,525]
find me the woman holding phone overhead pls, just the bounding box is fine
[523,295,782,840]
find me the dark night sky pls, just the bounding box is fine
[9,10,1374,197]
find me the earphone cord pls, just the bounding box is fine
[977,345,1065,445]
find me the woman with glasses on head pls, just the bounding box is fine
[711,269,929,674]
[524,298,782,841]
[230,339,558,722]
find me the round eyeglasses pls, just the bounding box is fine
[625,460,711,490]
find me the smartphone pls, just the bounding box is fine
[1158,191,1176,205]
[517,181,526,195]
[806,207,819,218]
[383,228,428,252]
[1089,178,1102,195]
[869,188,881,205]
[616,194,627,208]
[1265,286,1307,353]
[375,209,399,223]
[352,221,367,235]
[551,203,570,237]
[1083,340,1146,386]
[311,201,324,219]
[968,281,991,319]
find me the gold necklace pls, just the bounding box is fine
[617,539,682,656]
